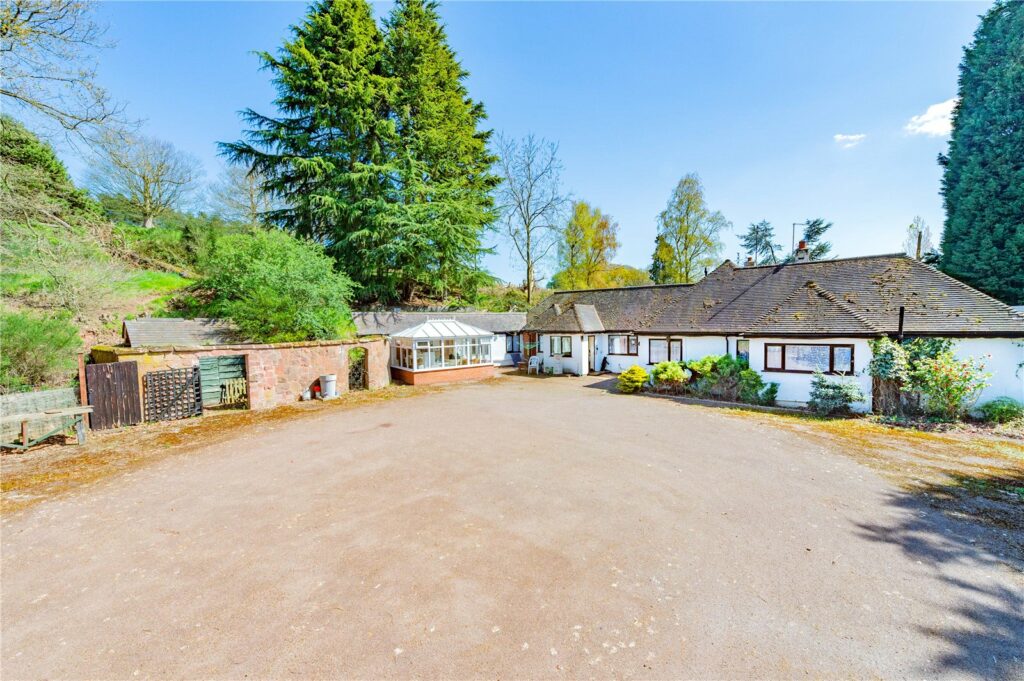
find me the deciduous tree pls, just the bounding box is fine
[87,131,202,228]
[208,165,278,226]
[649,174,728,283]
[940,0,1024,304]
[553,201,619,289]
[494,134,568,303]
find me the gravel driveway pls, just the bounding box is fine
[2,374,1021,679]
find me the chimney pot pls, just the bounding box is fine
[744,256,756,267]
[794,240,810,262]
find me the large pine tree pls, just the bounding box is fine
[220,0,401,302]
[939,0,1024,304]
[383,0,498,302]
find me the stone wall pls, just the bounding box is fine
[91,338,389,410]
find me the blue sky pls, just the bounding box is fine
[64,1,985,284]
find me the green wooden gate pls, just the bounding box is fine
[198,355,247,408]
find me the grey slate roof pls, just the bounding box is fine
[527,254,1024,338]
[525,284,694,333]
[648,254,1024,337]
[122,318,240,347]
[352,311,526,336]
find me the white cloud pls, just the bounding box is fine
[904,98,957,137]
[833,133,866,149]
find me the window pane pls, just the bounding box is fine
[629,336,638,354]
[785,345,830,372]
[609,336,623,354]
[766,345,783,369]
[833,346,853,373]
[737,340,750,362]
[670,340,682,362]
[650,339,668,364]
[562,337,571,357]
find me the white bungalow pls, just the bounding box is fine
[389,318,497,385]
[524,251,1024,412]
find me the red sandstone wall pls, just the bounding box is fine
[92,338,389,410]
[391,363,494,386]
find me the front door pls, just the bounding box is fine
[588,335,597,371]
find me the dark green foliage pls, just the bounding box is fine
[740,220,781,265]
[903,336,954,366]
[651,361,687,386]
[222,0,496,305]
[977,397,1024,424]
[0,115,98,221]
[784,218,833,262]
[202,230,355,343]
[383,0,499,301]
[939,1,1024,304]
[807,371,866,415]
[0,310,81,392]
[682,354,777,405]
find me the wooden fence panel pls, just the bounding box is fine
[86,362,142,430]
[0,388,79,442]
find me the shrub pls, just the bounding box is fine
[0,311,80,393]
[617,365,649,394]
[202,230,354,343]
[738,368,778,406]
[807,371,866,415]
[908,352,991,420]
[651,361,688,386]
[759,381,780,406]
[977,397,1024,424]
[686,354,723,378]
[868,337,910,382]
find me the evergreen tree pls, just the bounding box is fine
[220,0,400,302]
[939,0,1024,304]
[783,218,833,262]
[740,220,781,265]
[383,0,498,302]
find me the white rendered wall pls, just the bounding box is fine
[952,338,1024,406]
[746,337,874,412]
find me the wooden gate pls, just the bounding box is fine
[86,362,143,430]
[144,367,202,422]
[199,355,248,408]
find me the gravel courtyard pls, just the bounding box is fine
[2,374,1022,679]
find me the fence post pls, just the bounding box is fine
[77,352,90,429]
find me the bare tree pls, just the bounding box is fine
[208,164,279,225]
[87,131,202,228]
[904,216,935,260]
[0,0,122,135]
[494,134,568,303]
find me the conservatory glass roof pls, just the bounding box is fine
[390,318,496,340]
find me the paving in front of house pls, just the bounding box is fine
[2,374,1021,679]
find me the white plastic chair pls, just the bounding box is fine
[527,355,542,375]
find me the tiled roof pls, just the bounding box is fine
[352,310,526,336]
[527,254,1024,337]
[648,254,1024,336]
[525,284,694,333]
[122,318,240,347]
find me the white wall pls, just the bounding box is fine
[952,338,1024,406]
[747,337,874,412]
[536,334,585,375]
[491,334,521,367]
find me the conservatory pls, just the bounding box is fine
[390,319,497,385]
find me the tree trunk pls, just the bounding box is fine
[526,263,534,304]
[143,215,155,229]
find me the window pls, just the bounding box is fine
[649,339,669,364]
[608,335,638,355]
[402,338,492,371]
[736,340,750,362]
[669,339,682,362]
[763,343,855,374]
[549,336,572,357]
[505,334,521,353]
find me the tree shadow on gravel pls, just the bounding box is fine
[854,472,1024,680]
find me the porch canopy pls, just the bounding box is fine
[390,319,495,371]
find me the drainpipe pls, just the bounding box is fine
[897,306,905,342]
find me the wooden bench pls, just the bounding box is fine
[0,406,94,450]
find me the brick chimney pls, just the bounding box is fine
[744,256,756,267]
[794,239,810,263]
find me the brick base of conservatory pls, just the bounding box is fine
[391,364,494,386]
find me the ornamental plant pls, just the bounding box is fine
[651,361,688,388]
[617,365,649,394]
[908,352,991,420]
[867,337,910,382]
[977,397,1024,424]
[807,371,866,416]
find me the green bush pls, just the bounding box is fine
[868,337,910,382]
[0,310,81,392]
[908,352,991,420]
[617,365,649,394]
[651,361,688,386]
[686,354,723,377]
[202,230,355,343]
[807,371,866,415]
[977,397,1024,424]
